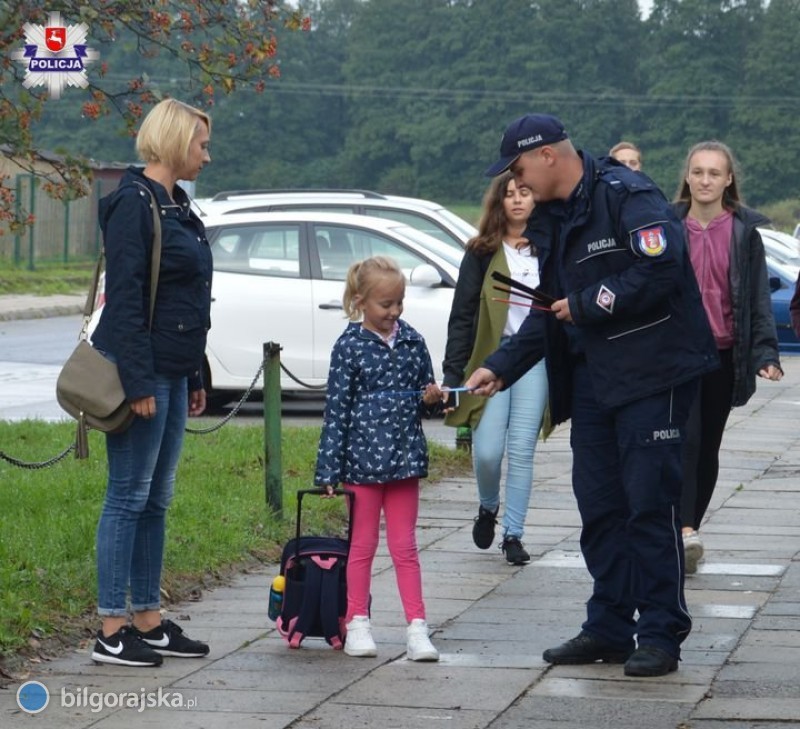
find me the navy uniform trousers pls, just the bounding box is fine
[569,360,697,658]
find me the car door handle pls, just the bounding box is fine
[319,301,343,310]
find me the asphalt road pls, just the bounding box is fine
[0,315,455,447]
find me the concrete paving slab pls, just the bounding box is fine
[693,697,800,721]
[500,694,694,729]
[290,703,494,729]
[94,710,296,729]
[712,661,800,684]
[689,723,797,729]
[530,673,709,702]
[331,663,537,712]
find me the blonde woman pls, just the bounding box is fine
[91,99,212,666]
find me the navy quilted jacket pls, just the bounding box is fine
[314,320,437,487]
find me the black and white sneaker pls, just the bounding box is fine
[134,619,210,657]
[91,626,163,667]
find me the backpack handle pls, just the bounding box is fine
[294,488,355,558]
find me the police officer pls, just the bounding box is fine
[466,114,719,677]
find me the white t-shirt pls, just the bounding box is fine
[502,242,540,337]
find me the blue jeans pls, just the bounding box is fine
[471,358,548,540]
[96,374,188,617]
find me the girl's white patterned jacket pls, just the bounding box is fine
[314,319,438,487]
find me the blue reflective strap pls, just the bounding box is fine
[367,386,472,399]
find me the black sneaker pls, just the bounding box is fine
[134,619,210,658]
[472,506,498,549]
[501,537,530,565]
[624,645,679,677]
[91,626,163,667]
[543,631,634,665]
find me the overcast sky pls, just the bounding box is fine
[639,0,653,18]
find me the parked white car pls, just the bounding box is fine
[759,228,800,281]
[192,189,476,252]
[202,211,463,407]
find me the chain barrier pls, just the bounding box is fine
[1,355,328,468]
[0,443,76,469]
[279,362,328,390]
[184,359,266,435]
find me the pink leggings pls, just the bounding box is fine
[344,478,426,624]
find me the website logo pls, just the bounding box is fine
[10,11,99,99]
[16,681,50,714]
[15,681,198,714]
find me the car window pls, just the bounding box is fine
[363,208,462,249]
[313,225,433,281]
[211,224,301,277]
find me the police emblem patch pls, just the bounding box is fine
[596,285,615,314]
[636,226,667,257]
[10,11,99,100]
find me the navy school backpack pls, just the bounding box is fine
[274,488,354,649]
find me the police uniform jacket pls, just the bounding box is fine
[484,153,719,425]
[92,167,213,400]
[314,320,437,487]
[673,201,780,407]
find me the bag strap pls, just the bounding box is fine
[80,181,162,338]
[319,561,344,648]
[286,562,324,648]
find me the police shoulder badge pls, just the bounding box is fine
[635,226,667,257]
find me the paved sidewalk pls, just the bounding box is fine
[2,295,799,728]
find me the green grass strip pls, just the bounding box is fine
[0,419,469,657]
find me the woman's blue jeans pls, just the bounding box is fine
[96,374,188,617]
[471,358,548,540]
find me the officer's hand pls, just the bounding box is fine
[464,368,503,397]
[422,382,443,406]
[758,364,783,381]
[552,298,573,322]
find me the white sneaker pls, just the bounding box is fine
[406,619,439,662]
[344,616,377,657]
[683,530,704,575]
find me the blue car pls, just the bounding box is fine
[767,261,800,353]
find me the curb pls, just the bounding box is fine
[0,304,84,321]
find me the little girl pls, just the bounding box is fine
[314,255,442,661]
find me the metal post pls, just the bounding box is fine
[63,196,70,263]
[13,175,22,265]
[28,174,36,271]
[263,341,283,517]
